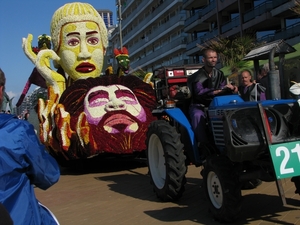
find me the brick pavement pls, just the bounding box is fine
[35,158,300,225]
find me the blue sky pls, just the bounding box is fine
[0,0,117,106]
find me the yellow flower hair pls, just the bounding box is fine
[50,2,108,52]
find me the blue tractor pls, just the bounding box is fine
[146,66,300,222]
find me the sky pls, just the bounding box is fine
[0,0,117,106]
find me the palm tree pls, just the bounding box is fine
[197,35,260,74]
[291,0,300,15]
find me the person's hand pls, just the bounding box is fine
[213,89,223,95]
[225,84,238,93]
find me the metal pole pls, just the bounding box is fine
[117,0,123,49]
[268,47,281,100]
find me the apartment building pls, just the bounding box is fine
[184,0,300,64]
[110,0,188,73]
[97,10,114,29]
[109,0,299,73]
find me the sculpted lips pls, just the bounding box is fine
[104,114,135,127]
[76,62,95,73]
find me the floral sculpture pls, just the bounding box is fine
[22,2,156,162]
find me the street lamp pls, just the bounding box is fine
[116,0,123,48]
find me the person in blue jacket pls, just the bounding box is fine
[0,68,60,224]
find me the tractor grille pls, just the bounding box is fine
[231,131,248,146]
[211,120,225,146]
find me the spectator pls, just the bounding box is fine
[238,69,266,101]
[0,68,60,225]
[259,63,269,84]
[188,48,237,146]
[24,112,30,120]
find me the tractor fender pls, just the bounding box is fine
[164,108,201,164]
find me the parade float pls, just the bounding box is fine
[22,2,156,165]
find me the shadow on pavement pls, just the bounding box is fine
[59,155,148,175]
[96,170,300,224]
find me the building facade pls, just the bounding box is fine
[97,9,114,28]
[110,0,300,73]
[110,0,188,73]
[184,0,300,64]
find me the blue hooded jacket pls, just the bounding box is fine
[0,114,60,225]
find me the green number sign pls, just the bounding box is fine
[269,141,300,179]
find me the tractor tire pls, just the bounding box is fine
[202,155,242,223]
[146,120,187,201]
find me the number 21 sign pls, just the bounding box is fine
[269,141,300,179]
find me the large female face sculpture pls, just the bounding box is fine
[57,21,104,80]
[50,2,108,81]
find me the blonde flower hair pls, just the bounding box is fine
[50,2,108,52]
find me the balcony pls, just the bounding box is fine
[244,1,273,23]
[221,16,240,33]
[183,0,206,10]
[202,28,219,42]
[121,1,149,29]
[186,36,205,51]
[130,17,185,54]
[123,0,180,44]
[274,22,300,40]
[130,37,186,69]
[273,0,290,8]
[185,10,203,27]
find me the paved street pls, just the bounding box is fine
[35,158,300,225]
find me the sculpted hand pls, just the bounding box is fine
[35,49,66,98]
[22,34,37,64]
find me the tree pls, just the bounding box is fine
[291,0,300,15]
[197,35,261,74]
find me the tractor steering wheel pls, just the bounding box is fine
[215,87,233,96]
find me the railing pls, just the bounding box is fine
[257,22,300,42]
[186,35,205,50]
[201,0,216,15]
[121,1,149,29]
[202,28,219,42]
[130,18,185,54]
[221,16,240,33]
[185,10,203,27]
[274,22,300,40]
[272,0,290,8]
[123,0,178,44]
[244,1,273,22]
[130,37,186,69]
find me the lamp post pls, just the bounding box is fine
[117,0,123,49]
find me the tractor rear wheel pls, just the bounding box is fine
[146,120,187,201]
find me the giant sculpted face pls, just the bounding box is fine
[58,75,156,159]
[84,84,146,133]
[57,21,105,80]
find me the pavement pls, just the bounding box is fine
[35,157,300,225]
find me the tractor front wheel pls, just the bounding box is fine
[202,155,242,222]
[146,120,187,201]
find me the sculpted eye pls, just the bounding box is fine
[88,90,109,107]
[68,38,80,46]
[116,90,137,104]
[87,37,99,45]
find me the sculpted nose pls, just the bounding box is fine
[105,99,126,111]
[78,43,92,59]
